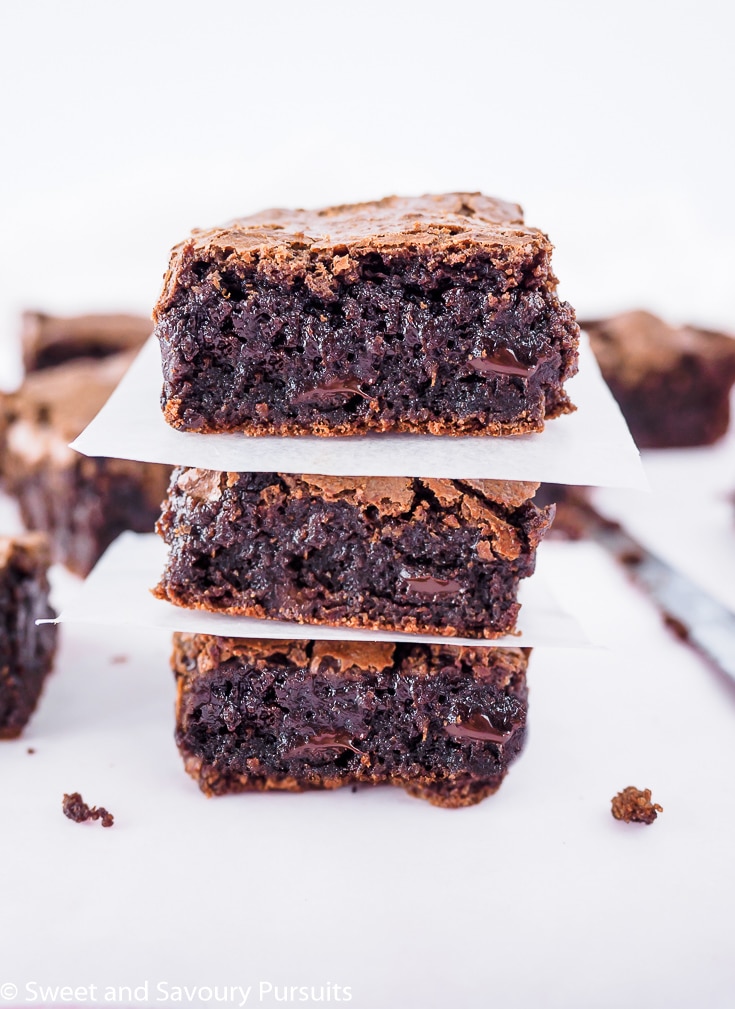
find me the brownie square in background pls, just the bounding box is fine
[2,353,171,576]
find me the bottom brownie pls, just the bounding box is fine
[172,633,529,808]
[0,534,58,739]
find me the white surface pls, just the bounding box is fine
[2,2,735,1007]
[71,333,646,487]
[44,531,594,649]
[2,540,735,1009]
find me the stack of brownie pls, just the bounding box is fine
[142,193,580,807]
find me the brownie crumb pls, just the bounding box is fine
[110,655,128,665]
[62,792,114,828]
[611,786,663,825]
[27,747,35,754]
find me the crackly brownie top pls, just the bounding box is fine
[175,469,539,513]
[156,193,555,311]
[584,310,735,385]
[0,532,52,574]
[173,632,529,681]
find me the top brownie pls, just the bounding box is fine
[154,193,579,436]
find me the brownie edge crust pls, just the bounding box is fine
[172,634,530,808]
[154,193,579,437]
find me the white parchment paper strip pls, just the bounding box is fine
[42,532,595,648]
[71,333,647,488]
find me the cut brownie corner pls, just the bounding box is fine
[172,633,529,808]
[0,532,58,739]
[154,193,579,437]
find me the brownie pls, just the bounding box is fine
[22,310,152,373]
[173,633,529,808]
[583,310,735,447]
[2,353,171,576]
[0,534,58,739]
[154,193,579,436]
[155,471,553,638]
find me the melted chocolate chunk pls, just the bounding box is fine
[469,346,543,378]
[445,711,517,744]
[401,573,462,597]
[293,379,373,406]
[287,732,364,758]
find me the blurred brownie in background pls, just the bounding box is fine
[0,533,57,738]
[583,310,735,448]
[2,353,170,576]
[21,311,152,373]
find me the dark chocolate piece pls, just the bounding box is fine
[22,311,152,373]
[584,310,735,448]
[62,792,115,827]
[611,786,663,825]
[154,193,579,437]
[172,634,530,808]
[2,353,171,576]
[155,471,553,638]
[0,534,57,739]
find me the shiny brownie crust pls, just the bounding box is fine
[155,470,553,638]
[172,634,529,808]
[154,193,579,436]
[0,534,58,739]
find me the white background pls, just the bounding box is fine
[1,2,735,1008]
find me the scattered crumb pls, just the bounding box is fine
[62,792,115,828]
[27,747,35,754]
[611,786,663,825]
[110,655,128,665]
[351,785,359,794]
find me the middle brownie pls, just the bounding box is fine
[155,470,553,638]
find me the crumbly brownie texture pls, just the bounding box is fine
[2,353,171,576]
[62,792,114,827]
[0,534,57,739]
[611,786,663,825]
[155,470,552,638]
[173,633,529,808]
[584,310,735,448]
[22,310,152,372]
[155,193,579,437]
